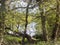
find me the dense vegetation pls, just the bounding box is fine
[0,0,60,45]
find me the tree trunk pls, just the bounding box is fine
[22,0,32,45]
[51,0,60,41]
[0,0,10,45]
[0,0,6,45]
[38,0,48,41]
[40,9,48,41]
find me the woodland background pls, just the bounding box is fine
[0,0,60,45]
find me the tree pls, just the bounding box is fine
[51,0,60,41]
[22,0,32,45]
[0,0,11,45]
[0,0,6,45]
[37,0,48,41]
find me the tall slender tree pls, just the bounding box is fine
[51,0,60,41]
[37,0,48,41]
[0,0,11,45]
[22,0,32,45]
[0,0,6,45]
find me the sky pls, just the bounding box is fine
[18,22,37,37]
[10,0,40,14]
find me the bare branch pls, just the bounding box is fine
[11,1,40,10]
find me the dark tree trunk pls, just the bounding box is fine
[40,9,48,41]
[0,0,6,45]
[0,0,10,45]
[37,0,48,41]
[51,0,60,41]
[22,0,32,45]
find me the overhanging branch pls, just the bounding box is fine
[11,1,40,10]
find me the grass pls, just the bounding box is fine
[4,35,60,45]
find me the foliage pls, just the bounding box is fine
[0,0,60,45]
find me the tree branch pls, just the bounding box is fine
[11,1,40,10]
